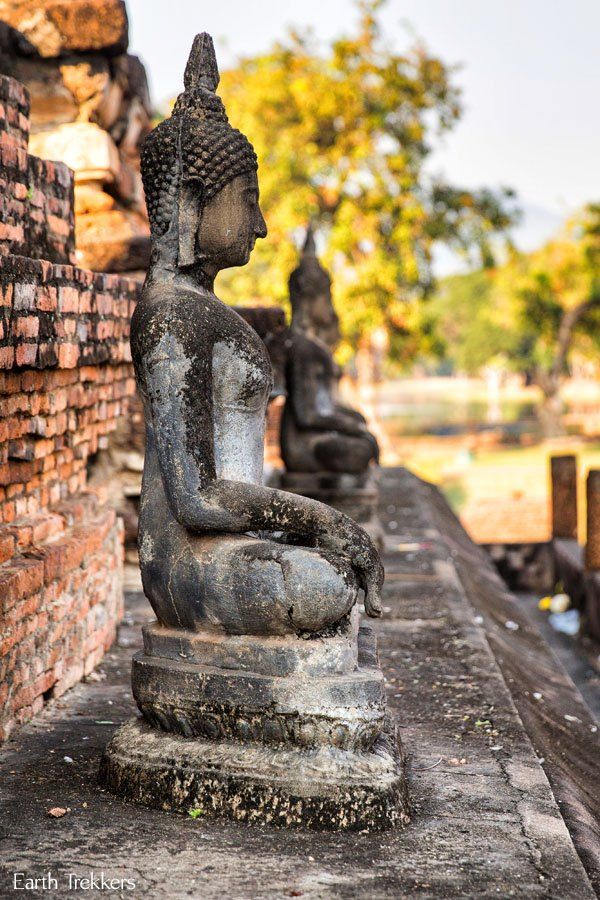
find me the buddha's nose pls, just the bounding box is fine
[256,207,267,239]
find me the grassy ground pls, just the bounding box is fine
[393,437,600,542]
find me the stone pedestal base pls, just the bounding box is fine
[100,616,409,830]
[100,717,409,831]
[281,470,384,548]
[130,619,384,751]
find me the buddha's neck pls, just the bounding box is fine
[148,245,216,294]
[177,263,216,293]
[291,308,316,338]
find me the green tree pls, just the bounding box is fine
[500,204,600,435]
[422,269,518,374]
[216,0,516,363]
[426,204,600,436]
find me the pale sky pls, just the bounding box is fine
[127,0,600,257]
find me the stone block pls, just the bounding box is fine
[133,620,384,752]
[101,717,409,832]
[74,184,115,215]
[8,57,77,127]
[0,0,129,58]
[141,616,358,678]
[75,206,150,272]
[60,56,111,120]
[30,121,120,185]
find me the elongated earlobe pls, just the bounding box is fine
[178,183,201,266]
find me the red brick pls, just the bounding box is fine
[57,343,79,368]
[15,315,39,339]
[0,556,44,609]
[58,286,79,313]
[0,346,15,368]
[36,285,58,312]
[48,215,70,237]
[31,513,65,544]
[2,501,15,522]
[5,522,33,548]
[15,343,37,367]
[0,532,15,563]
[21,370,44,392]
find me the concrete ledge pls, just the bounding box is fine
[412,471,600,893]
[0,467,596,897]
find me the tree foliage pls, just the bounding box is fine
[426,203,600,432]
[504,204,600,393]
[422,269,516,374]
[215,0,516,361]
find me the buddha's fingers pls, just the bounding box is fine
[364,578,383,618]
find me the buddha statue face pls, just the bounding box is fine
[196,171,267,271]
[140,33,263,277]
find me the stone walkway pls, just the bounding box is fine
[0,469,596,898]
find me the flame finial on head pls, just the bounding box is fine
[303,224,316,256]
[184,32,219,93]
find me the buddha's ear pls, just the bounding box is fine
[177,182,201,267]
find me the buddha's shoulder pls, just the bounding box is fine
[289,330,330,360]
[132,282,223,344]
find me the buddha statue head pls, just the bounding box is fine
[140,33,266,277]
[289,225,341,351]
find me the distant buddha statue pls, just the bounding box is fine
[290,225,342,354]
[281,226,379,475]
[102,34,407,831]
[280,228,382,544]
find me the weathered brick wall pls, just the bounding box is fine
[0,75,75,265]
[0,74,28,151]
[0,3,151,276]
[0,74,138,742]
[0,256,137,514]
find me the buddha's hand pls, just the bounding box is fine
[357,539,385,618]
[336,518,384,618]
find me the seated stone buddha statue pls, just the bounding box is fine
[281,227,379,475]
[132,34,383,635]
[102,34,407,831]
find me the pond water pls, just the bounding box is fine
[381,395,539,439]
[372,378,599,441]
[358,377,600,543]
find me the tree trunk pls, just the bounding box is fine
[536,298,596,439]
[538,386,564,438]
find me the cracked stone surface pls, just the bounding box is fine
[0,468,596,898]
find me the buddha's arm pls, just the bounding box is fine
[334,405,380,462]
[335,404,367,424]
[143,337,383,616]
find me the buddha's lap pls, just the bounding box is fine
[312,432,374,469]
[194,532,355,587]
[143,530,357,602]
[142,531,357,633]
